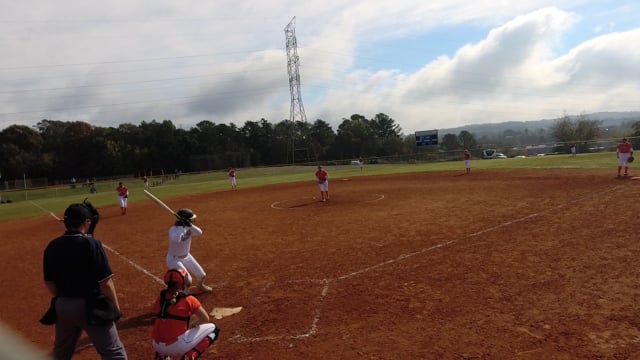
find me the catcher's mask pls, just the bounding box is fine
[163,268,191,291]
[176,208,197,221]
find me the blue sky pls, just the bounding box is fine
[1,1,639,135]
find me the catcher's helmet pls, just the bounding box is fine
[163,268,191,290]
[176,208,197,221]
[628,156,635,163]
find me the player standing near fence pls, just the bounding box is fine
[616,138,634,177]
[116,182,129,215]
[463,149,471,174]
[228,168,237,190]
[315,166,329,202]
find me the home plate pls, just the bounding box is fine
[631,176,640,180]
[209,307,243,319]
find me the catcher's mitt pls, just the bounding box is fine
[628,155,634,163]
[83,198,100,236]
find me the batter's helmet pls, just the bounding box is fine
[163,268,191,290]
[176,208,197,221]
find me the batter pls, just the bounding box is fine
[166,208,213,293]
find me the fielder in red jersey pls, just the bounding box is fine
[616,138,634,177]
[116,182,129,215]
[463,149,471,174]
[315,166,329,202]
[228,168,237,190]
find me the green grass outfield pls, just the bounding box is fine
[0,152,620,223]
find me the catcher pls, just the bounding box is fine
[165,208,213,293]
[315,165,329,202]
[152,268,220,360]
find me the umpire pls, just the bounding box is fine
[42,203,128,360]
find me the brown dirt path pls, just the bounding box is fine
[1,168,640,359]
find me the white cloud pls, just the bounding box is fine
[0,1,638,134]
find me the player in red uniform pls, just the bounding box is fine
[616,138,634,177]
[151,269,219,360]
[463,149,471,174]
[315,165,329,202]
[228,168,237,190]
[116,182,129,215]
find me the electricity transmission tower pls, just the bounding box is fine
[284,16,308,164]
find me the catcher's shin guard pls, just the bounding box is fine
[182,327,220,359]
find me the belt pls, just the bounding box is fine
[172,254,188,259]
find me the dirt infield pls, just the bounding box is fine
[2,168,640,359]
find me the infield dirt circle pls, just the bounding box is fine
[2,168,640,359]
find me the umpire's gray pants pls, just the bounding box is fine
[53,297,127,360]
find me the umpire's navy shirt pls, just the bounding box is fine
[43,231,113,298]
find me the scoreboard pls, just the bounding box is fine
[415,130,438,146]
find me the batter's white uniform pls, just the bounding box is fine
[166,224,207,284]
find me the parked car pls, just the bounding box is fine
[495,153,507,159]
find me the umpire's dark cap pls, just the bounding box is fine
[63,203,92,228]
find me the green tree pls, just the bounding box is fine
[458,130,477,149]
[333,115,375,160]
[440,133,460,151]
[36,120,97,180]
[139,120,179,172]
[630,121,640,149]
[371,113,403,156]
[273,120,294,164]
[0,125,44,179]
[549,114,602,145]
[241,119,276,166]
[309,119,335,161]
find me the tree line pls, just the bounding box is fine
[0,114,410,182]
[1,113,637,184]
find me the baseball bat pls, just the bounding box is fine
[143,189,177,217]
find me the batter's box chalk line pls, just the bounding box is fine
[229,279,330,343]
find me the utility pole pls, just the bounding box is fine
[284,16,308,164]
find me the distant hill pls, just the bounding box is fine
[438,111,640,137]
